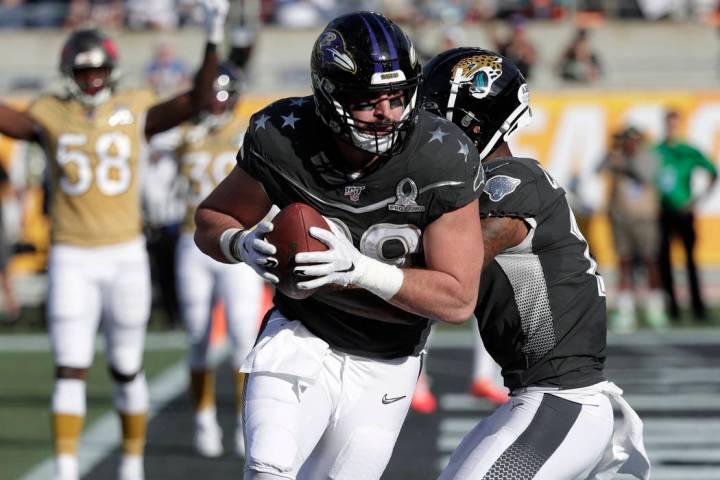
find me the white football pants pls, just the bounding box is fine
[240,311,422,480]
[439,381,650,480]
[47,238,151,373]
[175,233,264,369]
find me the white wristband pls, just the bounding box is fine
[219,228,242,263]
[207,23,225,45]
[359,258,404,301]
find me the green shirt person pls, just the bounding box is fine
[655,141,718,211]
[655,109,717,321]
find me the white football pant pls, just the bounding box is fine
[175,233,264,369]
[439,381,649,479]
[241,312,421,480]
[48,238,151,373]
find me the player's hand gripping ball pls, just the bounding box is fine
[265,202,330,299]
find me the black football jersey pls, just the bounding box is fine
[477,157,607,389]
[239,96,483,359]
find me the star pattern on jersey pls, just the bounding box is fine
[457,140,469,162]
[428,126,449,144]
[281,112,300,129]
[289,98,307,107]
[254,114,271,130]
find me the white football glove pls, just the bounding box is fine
[294,227,404,300]
[231,221,279,284]
[201,0,229,45]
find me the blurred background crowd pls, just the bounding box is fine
[0,0,718,336]
[1,0,720,29]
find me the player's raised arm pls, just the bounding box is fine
[144,0,228,138]
[0,104,40,141]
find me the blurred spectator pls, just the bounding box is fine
[488,14,537,80]
[0,0,30,28]
[655,109,718,321]
[144,40,190,96]
[65,0,124,29]
[598,127,667,332]
[125,0,177,30]
[557,28,602,83]
[273,0,335,28]
[496,0,566,19]
[637,0,717,21]
[0,0,68,28]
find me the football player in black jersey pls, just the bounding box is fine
[194,12,485,480]
[422,48,650,480]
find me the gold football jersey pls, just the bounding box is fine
[176,115,246,232]
[28,89,156,246]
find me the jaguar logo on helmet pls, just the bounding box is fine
[451,55,503,99]
[316,30,356,73]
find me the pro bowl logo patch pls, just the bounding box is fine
[108,106,134,126]
[316,30,356,73]
[451,55,503,99]
[484,175,521,202]
[388,178,425,212]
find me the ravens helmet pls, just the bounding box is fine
[310,11,422,156]
[421,47,531,160]
[60,28,119,108]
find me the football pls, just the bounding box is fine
[266,202,330,299]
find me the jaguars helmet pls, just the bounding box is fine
[310,11,422,156]
[421,47,531,160]
[59,28,119,108]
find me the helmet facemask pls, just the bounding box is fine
[65,66,117,108]
[310,12,423,157]
[313,73,420,156]
[60,30,119,108]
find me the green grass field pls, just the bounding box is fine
[0,304,717,479]
[0,346,185,480]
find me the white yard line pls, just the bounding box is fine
[0,331,187,352]
[18,339,227,480]
[20,361,188,480]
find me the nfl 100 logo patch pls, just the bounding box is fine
[344,185,365,202]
